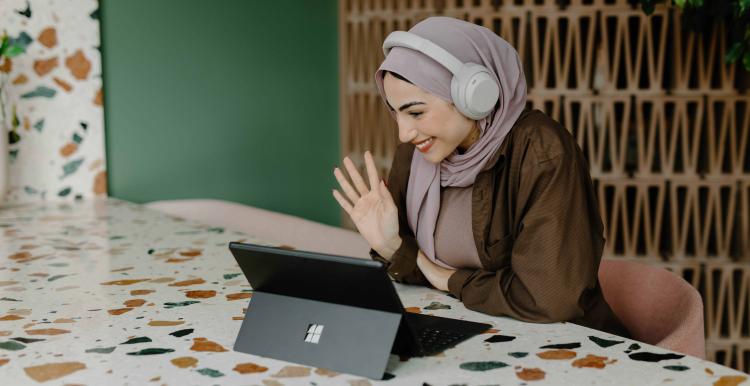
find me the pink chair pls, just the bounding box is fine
[598,259,706,359]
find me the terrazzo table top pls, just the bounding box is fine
[0,198,747,386]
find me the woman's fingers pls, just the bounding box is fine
[332,189,353,214]
[334,153,381,215]
[379,180,394,205]
[364,151,381,196]
[343,156,370,196]
[334,167,360,203]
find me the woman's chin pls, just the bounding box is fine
[423,152,445,164]
[418,143,448,164]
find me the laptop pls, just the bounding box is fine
[228,242,492,379]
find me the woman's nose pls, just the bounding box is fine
[398,121,417,144]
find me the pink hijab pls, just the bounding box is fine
[374,17,527,268]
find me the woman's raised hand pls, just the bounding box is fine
[332,151,401,260]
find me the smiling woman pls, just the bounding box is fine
[332,16,631,338]
[381,71,480,161]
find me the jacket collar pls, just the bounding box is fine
[481,107,533,172]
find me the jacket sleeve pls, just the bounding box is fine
[446,136,605,323]
[369,143,430,286]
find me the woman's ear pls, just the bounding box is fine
[449,102,473,123]
[449,102,463,115]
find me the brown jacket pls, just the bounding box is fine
[370,109,630,337]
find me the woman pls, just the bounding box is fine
[332,17,629,337]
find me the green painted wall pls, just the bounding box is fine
[100,0,340,226]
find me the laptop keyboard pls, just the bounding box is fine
[417,327,469,355]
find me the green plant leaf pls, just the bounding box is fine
[741,0,750,14]
[643,0,656,15]
[4,32,31,58]
[743,50,750,71]
[11,110,19,129]
[4,45,25,58]
[0,35,8,58]
[9,130,20,145]
[674,0,686,9]
[8,32,31,50]
[726,42,743,63]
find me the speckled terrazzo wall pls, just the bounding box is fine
[0,0,106,203]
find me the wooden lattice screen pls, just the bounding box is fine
[339,0,750,371]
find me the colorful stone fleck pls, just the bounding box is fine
[196,367,224,377]
[171,356,198,368]
[714,375,748,386]
[190,337,228,352]
[164,301,200,309]
[120,337,151,345]
[169,329,194,338]
[537,349,577,360]
[85,347,115,354]
[540,342,581,350]
[484,334,516,343]
[126,348,175,355]
[516,367,545,381]
[589,335,625,348]
[459,361,509,371]
[148,320,184,326]
[0,341,26,351]
[572,354,615,369]
[423,301,451,310]
[629,352,685,362]
[272,365,311,377]
[23,361,86,382]
[234,362,269,374]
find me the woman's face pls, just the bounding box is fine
[382,72,478,164]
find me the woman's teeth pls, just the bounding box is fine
[416,137,433,150]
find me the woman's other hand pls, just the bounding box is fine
[416,250,455,291]
[333,151,402,260]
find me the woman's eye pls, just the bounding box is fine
[409,112,422,118]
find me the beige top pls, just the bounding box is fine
[434,185,482,269]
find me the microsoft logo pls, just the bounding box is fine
[304,323,324,344]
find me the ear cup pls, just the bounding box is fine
[450,63,500,120]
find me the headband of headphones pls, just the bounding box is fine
[382,31,464,75]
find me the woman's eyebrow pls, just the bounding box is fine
[398,101,425,111]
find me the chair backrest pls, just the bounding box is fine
[598,259,705,359]
[146,199,371,259]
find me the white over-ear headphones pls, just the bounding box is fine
[382,31,500,120]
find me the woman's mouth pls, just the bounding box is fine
[415,137,434,153]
